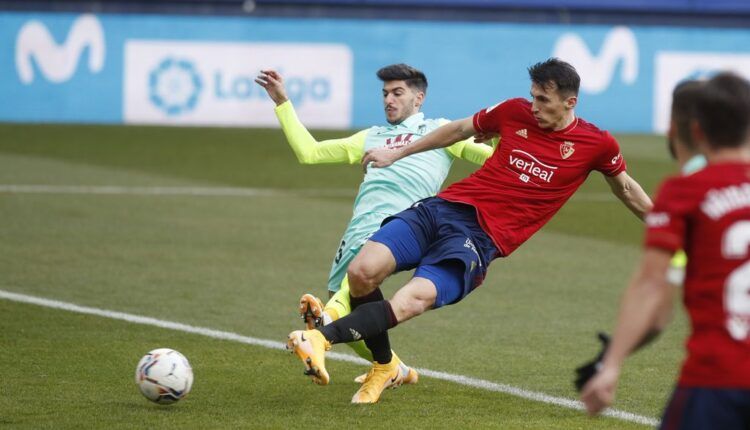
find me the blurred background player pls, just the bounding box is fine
[666,80,708,286]
[580,72,750,429]
[255,64,494,384]
[573,79,708,392]
[286,58,653,403]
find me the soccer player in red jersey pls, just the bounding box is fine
[285,58,653,403]
[573,80,709,394]
[581,72,750,428]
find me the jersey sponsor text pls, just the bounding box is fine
[508,149,557,184]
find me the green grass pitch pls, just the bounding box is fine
[0,123,684,428]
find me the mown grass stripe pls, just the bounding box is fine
[1,288,658,427]
[0,184,353,198]
[0,184,621,202]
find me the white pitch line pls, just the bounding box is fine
[0,289,658,427]
[0,184,354,198]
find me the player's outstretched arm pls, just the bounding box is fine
[580,248,673,416]
[439,118,497,165]
[605,172,654,220]
[256,70,366,165]
[445,136,497,165]
[362,117,476,170]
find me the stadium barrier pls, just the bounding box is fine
[258,0,750,14]
[2,11,750,132]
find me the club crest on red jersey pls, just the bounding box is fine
[560,141,575,159]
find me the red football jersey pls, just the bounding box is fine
[645,162,750,388]
[438,98,626,256]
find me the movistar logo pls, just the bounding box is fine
[149,58,202,116]
[15,14,105,84]
[552,26,638,94]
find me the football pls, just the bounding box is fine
[135,348,193,404]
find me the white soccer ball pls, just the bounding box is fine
[135,348,193,404]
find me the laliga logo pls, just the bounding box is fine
[149,58,202,116]
[552,26,638,94]
[15,14,105,84]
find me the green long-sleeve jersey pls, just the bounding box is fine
[275,100,494,222]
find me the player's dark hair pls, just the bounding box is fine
[694,72,750,149]
[671,80,704,152]
[527,58,580,97]
[377,64,428,94]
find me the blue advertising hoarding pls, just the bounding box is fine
[2,11,750,132]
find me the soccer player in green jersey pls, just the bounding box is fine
[255,64,494,386]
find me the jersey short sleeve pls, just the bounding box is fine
[472,98,519,133]
[644,178,686,253]
[594,131,626,176]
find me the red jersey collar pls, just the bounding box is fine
[549,116,578,135]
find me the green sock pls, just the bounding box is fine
[347,340,374,362]
[325,276,352,320]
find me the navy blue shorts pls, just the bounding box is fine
[369,197,498,308]
[660,386,750,430]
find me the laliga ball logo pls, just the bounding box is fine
[149,58,202,116]
[135,348,193,404]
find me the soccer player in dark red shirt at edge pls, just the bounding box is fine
[286,58,653,404]
[582,73,750,428]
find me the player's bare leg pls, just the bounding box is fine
[388,277,437,323]
[346,241,395,293]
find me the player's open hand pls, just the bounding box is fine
[580,365,619,416]
[361,147,401,172]
[255,70,288,106]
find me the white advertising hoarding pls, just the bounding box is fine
[653,52,750,134]
[123,40,352,128]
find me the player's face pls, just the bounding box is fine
[530,82,576,130]
[382,81,424,125]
